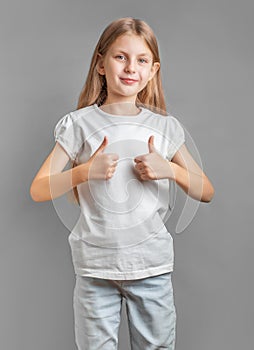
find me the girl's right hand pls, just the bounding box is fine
[86,136,119,180]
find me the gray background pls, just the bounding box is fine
[1,0,253,349]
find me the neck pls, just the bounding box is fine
[99,99,141,116]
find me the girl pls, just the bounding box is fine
[30,17,214,350]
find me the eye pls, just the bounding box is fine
[139,58,148,64]
[116,55,126,61]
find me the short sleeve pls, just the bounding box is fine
[54,113,83,161]
[166,116,185,161]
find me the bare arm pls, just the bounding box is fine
[30,143,89,202]
[30,137,119,202]
[170,143,215,202]
[134,137,215,203]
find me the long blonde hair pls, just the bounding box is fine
[70,17,167,205]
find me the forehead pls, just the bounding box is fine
[109,33,152,55]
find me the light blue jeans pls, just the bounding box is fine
[73,272,177,349]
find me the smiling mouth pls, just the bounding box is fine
[120,78,138,84]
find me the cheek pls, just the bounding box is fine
[105,64,119,81]
[140,69,152,82]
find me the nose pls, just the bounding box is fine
[124,59,136,73]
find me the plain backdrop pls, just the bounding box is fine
[1,0,253,349]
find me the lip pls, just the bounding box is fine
[120,78,138,84]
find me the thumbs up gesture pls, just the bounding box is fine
[134,136,174,180]
[87,136,119,180]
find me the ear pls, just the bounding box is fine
[96,53,105,75]
[148,61,160,81]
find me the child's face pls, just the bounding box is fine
[96,33,160,104]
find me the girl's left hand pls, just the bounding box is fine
[134,136,175,181]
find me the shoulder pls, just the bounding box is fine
[69,104,95,123]
[166,114,185,132]
[143,107,184,130]
[55,105,95,127]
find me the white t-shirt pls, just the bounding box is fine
[54,103,185,280]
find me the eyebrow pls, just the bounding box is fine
[113,49,152,57]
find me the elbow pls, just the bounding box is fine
[30,185,40,202]
[202,192,214,203]
[198,175,215,203]
[30,180,46,202]
[202,184,215,203]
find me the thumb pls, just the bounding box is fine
[93,136,108,156]
[148,135,155,153]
